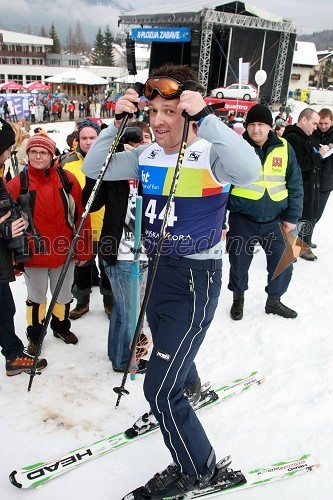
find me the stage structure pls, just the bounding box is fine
[119,1,298,105]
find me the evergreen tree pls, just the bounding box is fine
[39,25,48,38]
[91,27,104,66]
[48,23,61,53]
[73,20,88,54]
[102,25,115,66]
[66,26,74,53]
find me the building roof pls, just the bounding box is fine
[0,28,53,46]
[293,41,318,66]
[317,50,333,63]
[120,1,285,23]
[114,68,150,84]
[45,68,108,85]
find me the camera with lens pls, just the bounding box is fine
[116,126,143,153]
[120,126,143,145]
[0,186,30,263]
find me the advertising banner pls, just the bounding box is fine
[0,94,34,118]
[132,28,191,43]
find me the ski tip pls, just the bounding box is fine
[9,470,22,488]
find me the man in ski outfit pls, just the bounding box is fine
[82,64,260,499]
[226,104,303,321]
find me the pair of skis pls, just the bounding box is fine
[9,371,319,499]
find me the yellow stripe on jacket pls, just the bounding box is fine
[63,152,104,241]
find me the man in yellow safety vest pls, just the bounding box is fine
[226,104,303,320]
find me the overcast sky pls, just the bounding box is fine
[0,0,330,44]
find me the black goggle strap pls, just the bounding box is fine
[186,101,226,122]
[115,81,144,121]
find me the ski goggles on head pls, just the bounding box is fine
[143,77,186,100]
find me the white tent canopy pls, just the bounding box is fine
[45,68,108,85]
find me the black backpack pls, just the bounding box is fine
[19,166,73,217]
[20,166,73,196]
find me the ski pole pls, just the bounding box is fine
[129,195,143,381]
[27,103,138,392]
[113,81,198,408]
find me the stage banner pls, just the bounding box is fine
[131,28,191,43]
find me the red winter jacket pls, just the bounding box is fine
[7,164,92,268]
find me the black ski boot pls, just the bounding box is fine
[122,456,246,499]
[122,464,198,499]
[265,296,298,319]
[184,375,202,405]
[230,291,244,320]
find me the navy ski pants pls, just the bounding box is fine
[227,212,293,298]
[144,256,222,480]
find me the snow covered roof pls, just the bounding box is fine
[317,50,333,62]
[114,68,150,84]
[45,68,108,85]
[293,41,318,66]
[0,28,53,46]
[120,1,284,23]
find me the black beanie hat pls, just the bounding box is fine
[77,119,101,135]
[0,118,15,156]
[245,104,273,127]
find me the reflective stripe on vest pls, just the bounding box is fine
[232,138,289,201]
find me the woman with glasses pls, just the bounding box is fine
[83,64,261,499]
[7,134,92,356]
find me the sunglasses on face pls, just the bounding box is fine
[143,77,186,100]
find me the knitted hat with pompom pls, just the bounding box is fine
[26,133,56,157]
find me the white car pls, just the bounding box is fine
[210,84,257,101]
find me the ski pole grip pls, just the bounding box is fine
[182,80,202,119]
[185,80,199,92]
[134,81,144,96]
[115,82,144,121]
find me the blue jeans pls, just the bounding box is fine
[103,260,147,370]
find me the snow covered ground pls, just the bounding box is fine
[1,107,333,500]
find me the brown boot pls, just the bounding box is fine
[69,303,89,320]
[53,330,78,344]
[6,353,47,376]
[51,307,78,345]
[26,322,42,356]
[26,338,39,356]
